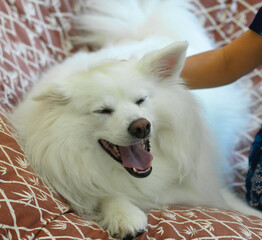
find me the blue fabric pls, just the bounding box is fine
[246,125,262,211]
[245,8,262,211]
[249,7,262,36]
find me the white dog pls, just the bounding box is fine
[12,0,262,239]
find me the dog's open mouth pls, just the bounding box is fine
[98,139,153,178]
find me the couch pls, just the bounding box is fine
[1,0,262,239]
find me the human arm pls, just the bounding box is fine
[181,9,262,89]
[181,30,262,89]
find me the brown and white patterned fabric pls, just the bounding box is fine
[1,0,262,239]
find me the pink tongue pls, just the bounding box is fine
[118,143,153,170]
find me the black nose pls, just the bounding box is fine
[128,118,151,139]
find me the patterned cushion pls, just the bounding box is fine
[0,0,262,239]
[0,0,73,110]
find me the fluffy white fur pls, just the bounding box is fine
[12,0,262,238]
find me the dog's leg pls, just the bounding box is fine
[99,197,147,239]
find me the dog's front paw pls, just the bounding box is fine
[100,197,147,239]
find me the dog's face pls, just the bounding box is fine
[71,64,156,178]
[92,69,155,178]
[33,42,187,178]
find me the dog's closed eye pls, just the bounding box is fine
[94,108,114,114]
[135,97,147,106]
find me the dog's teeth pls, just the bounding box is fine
[113,145,120,156]
[133,168,142,173]
[133,167,150,174]
[113,145,118,152]
[140,141,146,149]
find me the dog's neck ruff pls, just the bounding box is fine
[99,139,153,178]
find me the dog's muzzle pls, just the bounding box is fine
[98,118,153,178]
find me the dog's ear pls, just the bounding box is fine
[32,84,71,105]
[138,41,188,79]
